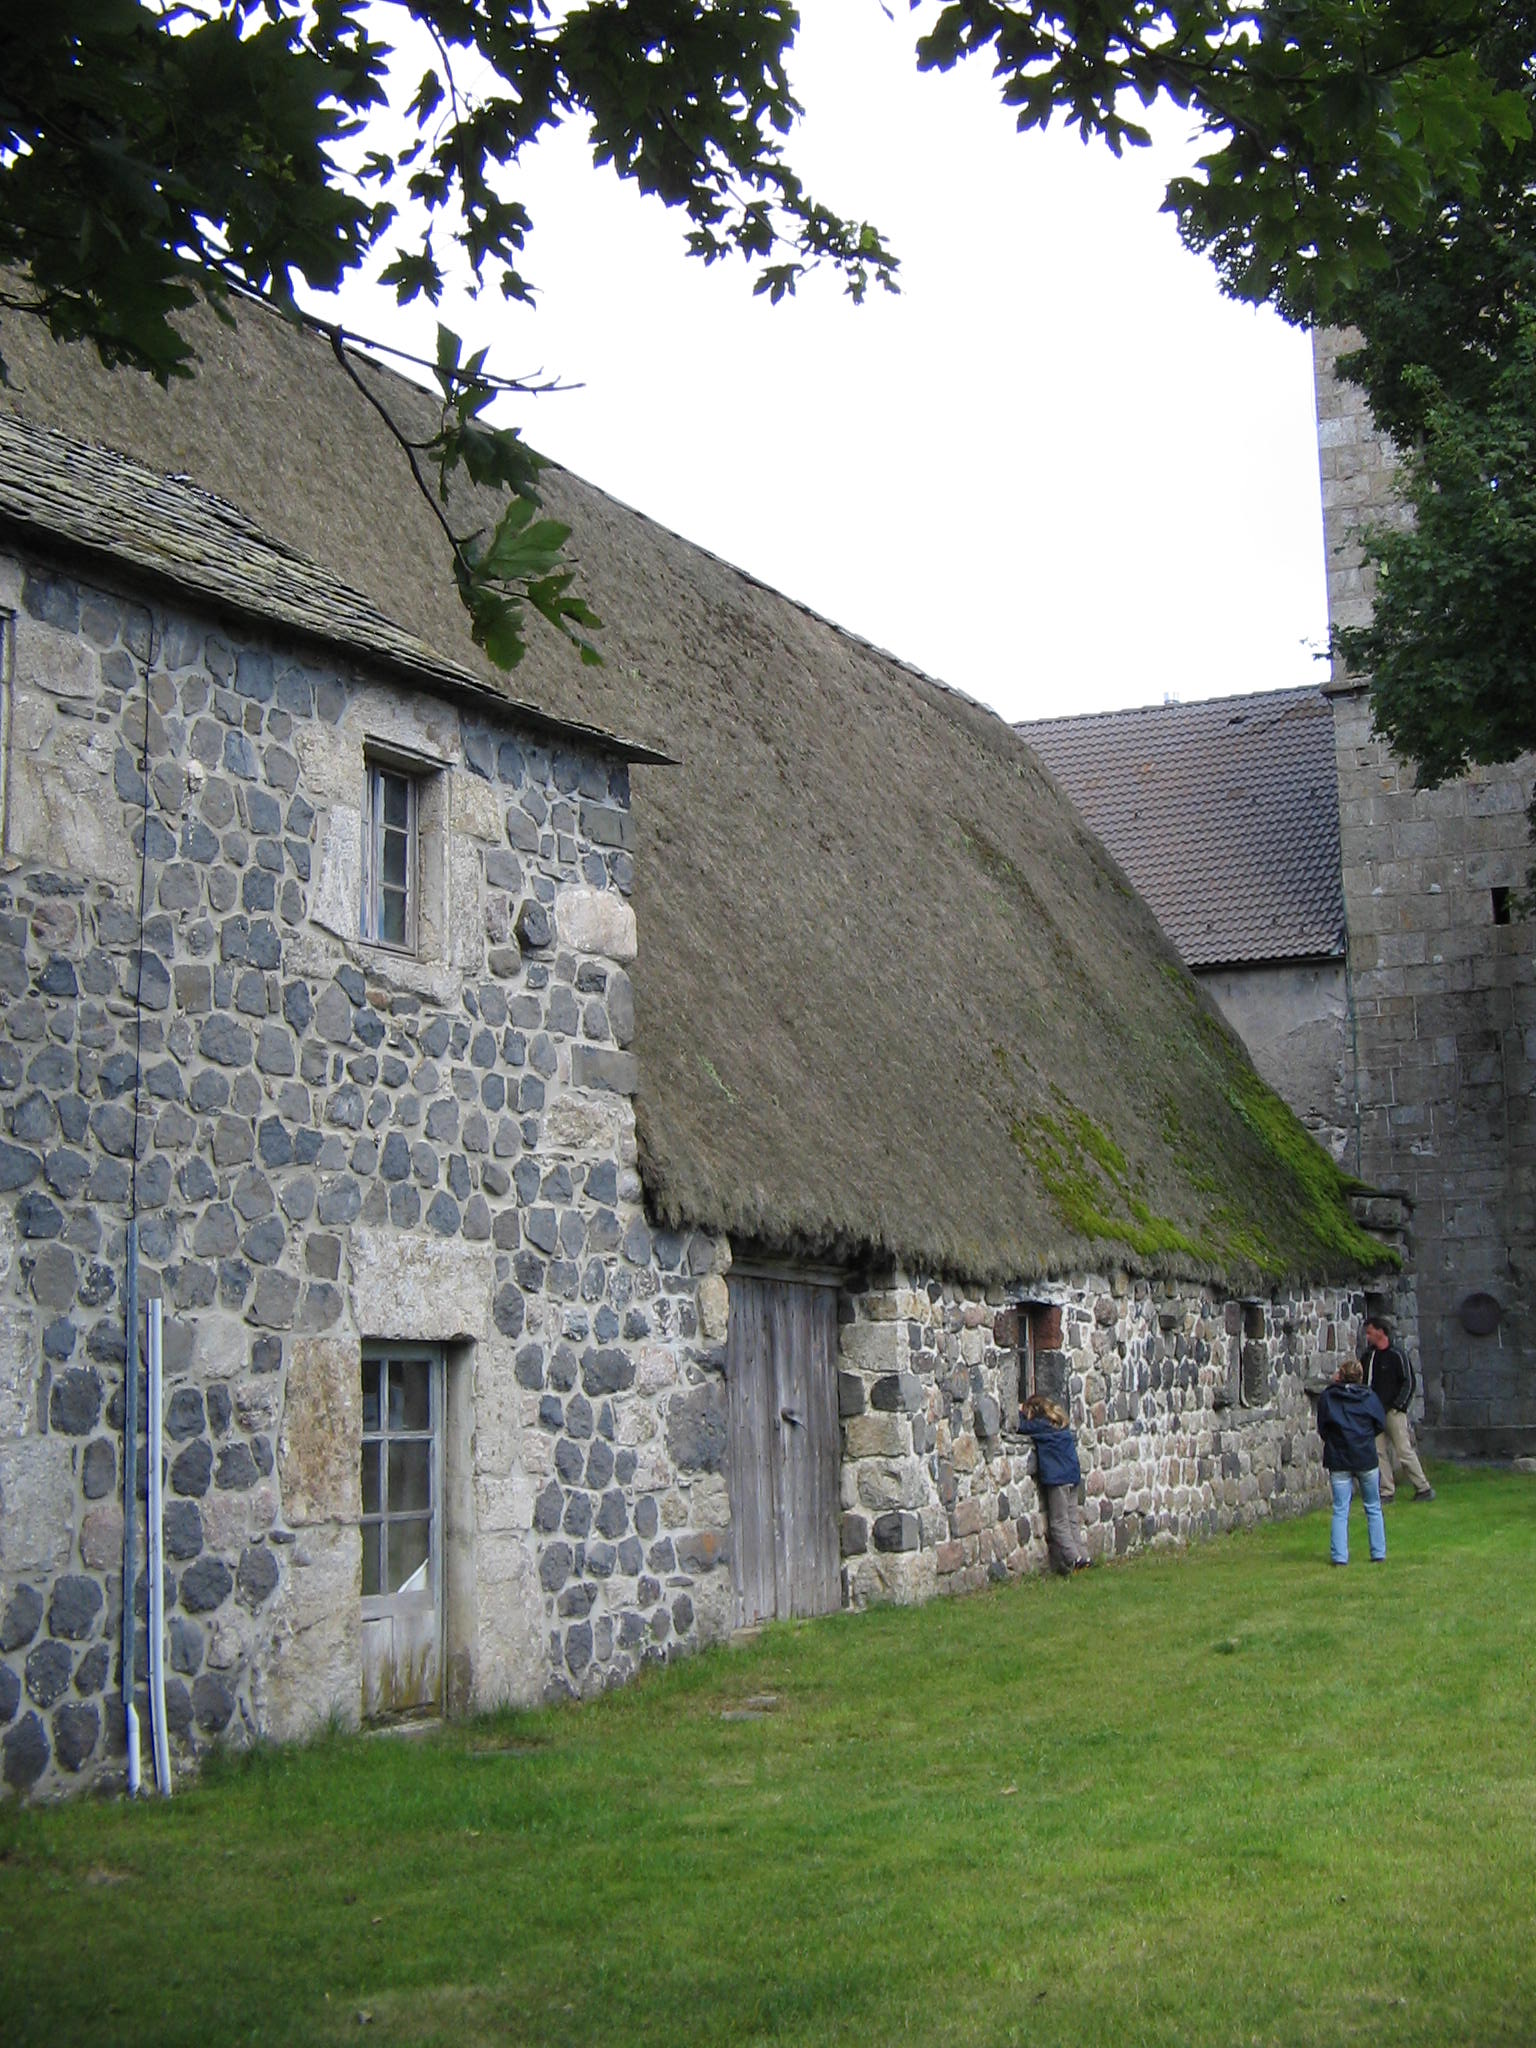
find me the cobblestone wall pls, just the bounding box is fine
[0,550,729,1800]
[835,1269,1393,1604]
[1315,331,1536,1455]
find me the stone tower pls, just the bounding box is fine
[1314,329,1536,1456]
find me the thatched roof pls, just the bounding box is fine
[0,300,1384,1288]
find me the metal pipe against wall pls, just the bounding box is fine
[146,1296,172,1797]
[122,1223,140,1797]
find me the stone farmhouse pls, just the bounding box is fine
[0,304,1402,1798]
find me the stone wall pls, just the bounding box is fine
[835,1268,1399,1604]
[1196,962,1351,1161]
[0,549,731,1801]
[1314,331,1536,1455]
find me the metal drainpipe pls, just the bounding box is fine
[146,1297,171,1796]
[122,1223,140,1796]
[121,641,154,1795]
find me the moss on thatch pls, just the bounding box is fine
[0,301,1390,1291]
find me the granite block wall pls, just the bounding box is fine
[1314,330,1536,1453]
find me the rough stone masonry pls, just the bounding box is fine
[0,540,1411,1801]
[0,547,735,1799]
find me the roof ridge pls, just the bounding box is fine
[1017,682,1327,733]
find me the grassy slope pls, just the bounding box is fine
[3,1465,1533,2048]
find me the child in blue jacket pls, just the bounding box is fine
[1019,1394,1090,1574]
[1315,1358,1388,1566]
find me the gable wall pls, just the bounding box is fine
[0,548,735,1799]
[1194,961,1351,1160]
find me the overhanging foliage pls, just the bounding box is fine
[4,0,1531,679]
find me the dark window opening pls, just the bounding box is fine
[1239,1301,1267,1407]
[1024,1302,1068,1410]
[997,1302,1069,1425]
[1492,886,1512,926]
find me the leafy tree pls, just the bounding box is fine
[917,0,1529,323]
[2,0,897,667]
[1327,12,1536,808]
[1333,318,1536,794]
[2,1,1530,674]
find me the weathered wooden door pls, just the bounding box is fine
[726,1276,841,1627]
[359,1346,443,1718]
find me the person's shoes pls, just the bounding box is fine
[1370,1556,1386,1564]
[1330,1560,1348,1567]
[1413,1487,1437,1501]
[1072,1558,1091,1572]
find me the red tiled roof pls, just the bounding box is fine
[1018,687,1345,969]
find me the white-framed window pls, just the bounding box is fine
[361,759,419,951]
[360,1344,445,1720]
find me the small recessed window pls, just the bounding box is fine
[362,762,418,951]
[1003,1300,1066,1420]
[1491,886,1512,926]
[1239,1302,1267,1406]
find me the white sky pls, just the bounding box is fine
[322,3,1330,726]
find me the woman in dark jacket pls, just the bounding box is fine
[1018,1394,1090,1574]
[1315,1359,1388,1565]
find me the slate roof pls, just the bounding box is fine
[0,411,665,764]
[0,301,1383,1287]
[1019,689,1345,969]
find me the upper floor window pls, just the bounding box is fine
[362,760,418,951]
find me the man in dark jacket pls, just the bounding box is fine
[1316,1359,1388,1565]
[1364,1317,1435,1502]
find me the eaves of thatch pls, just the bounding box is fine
[0,301,1386,1293]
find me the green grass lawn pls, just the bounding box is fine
[3,1463,1534,2048]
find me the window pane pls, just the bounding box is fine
[361,1358,381,1435]
[389,1439,431,1515]
[388,1518,431,1594]
[381,771,410,829]
[361,1441,381,1516]
[380,887,407,948]
[361,1521,383,1597]
[382,825,408,889]
[395,1359,431,1432]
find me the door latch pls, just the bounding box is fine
[780,1407,803,1427]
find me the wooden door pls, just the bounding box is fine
[360,1346,444,1719]
[726,1277,841,1627]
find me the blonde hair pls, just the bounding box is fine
[1336,1357,1364,1384]
[1021,1393,1068,1427]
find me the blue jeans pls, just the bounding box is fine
[1330,1468,1385,1564]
